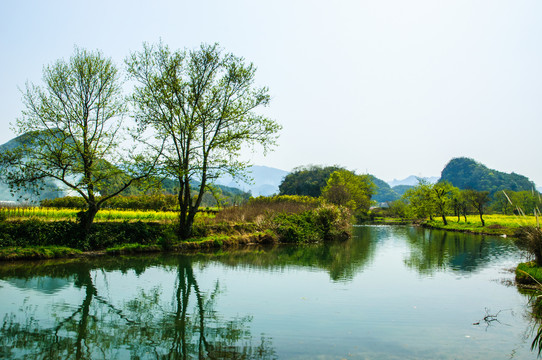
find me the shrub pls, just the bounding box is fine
[515,226,542,265]
[270,203,352,243]
[0,220,174,251]
[215,195,321,223]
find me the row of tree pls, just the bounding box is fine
[278,165,540,225]
[0,43,281,238]
[388,180,541,226]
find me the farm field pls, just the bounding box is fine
[426,214,539,236]
[0,207,216,222]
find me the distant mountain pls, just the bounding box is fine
[387,175,438,187]
[392,185,413,196]
[370,176,400,203]
[214,165,289,196]
[0,132,66,202]
[439,157,536,194]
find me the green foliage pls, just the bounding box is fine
[392,185,414,197]
[440,157,536,195]
[105,243,162,255]
[0,47,154,233]
[271,204,351,243]
[0,246,82,260]
[494,190,542,215]
[516,261,542,285]
[0,220,175,251]
[463,189,491,226]
[386,199,411,220]
[279,165,344,197]
[127,42,281,239]
[403,180,435,219]
[321,170,375,214]
[516,227,542,266]
[369,176,400,203]
[431,181,456,225]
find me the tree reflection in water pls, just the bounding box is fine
[0,257,276,359]
[401,226,519,274]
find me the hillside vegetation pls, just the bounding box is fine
[440,157,536,194]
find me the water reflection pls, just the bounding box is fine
[0,257,277,359]
[402,226,520,274]
[209,226,377,282]
[0,225,535,359]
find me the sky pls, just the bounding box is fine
[1,0,542,186]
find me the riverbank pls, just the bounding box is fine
[0,198,353,261]
[0,231,276,261]
[372,214,538,237]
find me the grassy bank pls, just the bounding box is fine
[516,261,542,286]
[0,197,352,261]
[410,214,538,237]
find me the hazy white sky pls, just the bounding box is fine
[1,0,541,185]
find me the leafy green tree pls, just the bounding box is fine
[491,190,514,214]
[387,199,410,220]
[464,189,491,226]
[0,48,151,234]
[509,190,542,215]
[321,170,375,213]
[127,42,281,239]
[431,182,456,226]
[403,179,435,220]
[279,165,344,197]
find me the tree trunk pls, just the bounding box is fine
[179,213,195,240]
[77,203,99,236]
[479,212,485,227]
[442,214,448,226]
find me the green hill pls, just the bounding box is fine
[370,176,400,203]
[439,157,536,194]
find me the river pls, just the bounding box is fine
[0,225,538,359]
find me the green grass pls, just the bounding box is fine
[0,246,82,260]
[105,243,162,255]
[516,261,542,285]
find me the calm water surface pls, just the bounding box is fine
[0,225,538,359]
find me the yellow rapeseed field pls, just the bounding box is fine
[0,207,202,222]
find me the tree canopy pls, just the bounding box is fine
[126,42,281,238]
[279,165,344,197]
[321,170,375,213]
[0,48,152,233]
[440,157,536,194]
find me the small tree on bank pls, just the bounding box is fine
[464,189,490,226]
[321,170,375,214]
[127,42,281,239]
[432,182,455,226]
[403,179,435,221]
[0,48,152,235]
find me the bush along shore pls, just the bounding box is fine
[0,196,353,261]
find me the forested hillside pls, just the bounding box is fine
[440,157,536,194]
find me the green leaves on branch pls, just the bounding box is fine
[2,43,280,239]
[126,42,281,239]
[321,170,375,214]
